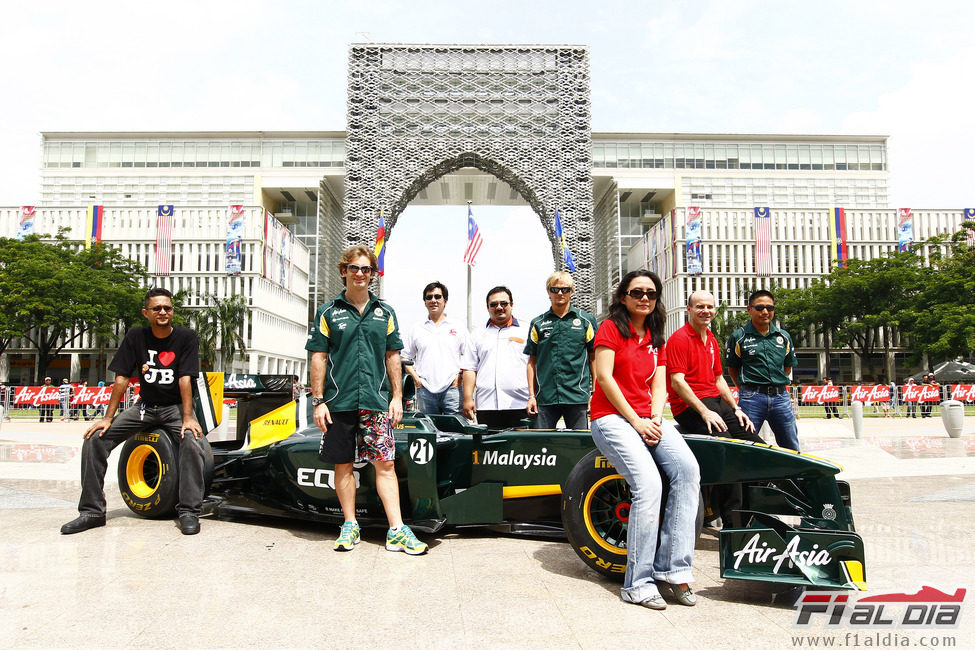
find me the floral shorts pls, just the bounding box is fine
[319,409,395,464]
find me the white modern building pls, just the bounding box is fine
[0,203,309,384]
[2,128,967,384]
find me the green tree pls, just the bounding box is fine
[194,293,248,371]
[897,231,975,362]
[0,232,147,382]
[710,301,749,348]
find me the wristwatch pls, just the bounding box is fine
[311,396,326,407]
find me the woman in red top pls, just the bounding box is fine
[589,270,700,610]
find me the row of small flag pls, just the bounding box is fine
[683,207,975,277]
[372,205,577,276]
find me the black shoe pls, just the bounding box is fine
[178,514,200,535]
[60,515,106,535]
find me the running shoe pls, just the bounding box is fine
[333,521,360,551]
[385,524,428,555]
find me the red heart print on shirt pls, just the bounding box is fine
[158,351,176,367]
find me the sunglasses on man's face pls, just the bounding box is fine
[750,304,775,312]
[489,301,510,309]
[148,305,174,313]
[548,287,572,294]
[344,264,374,275]
[424,294,444,301]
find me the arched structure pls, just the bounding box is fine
[335,44,595,311]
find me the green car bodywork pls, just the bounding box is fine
[117,373,866,592]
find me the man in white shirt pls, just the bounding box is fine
[462,286,530,429]
[402,281,470,415]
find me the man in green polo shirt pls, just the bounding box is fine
[725,289,800,451]
[524,271,597,430]
[306,245,428,555]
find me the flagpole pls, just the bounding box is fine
[466,200,473,329]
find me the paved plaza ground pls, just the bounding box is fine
[1,414,973,649]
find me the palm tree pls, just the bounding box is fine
[194,293,248,372]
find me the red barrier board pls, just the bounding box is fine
[801,385,840,403]
[849,384,891,403]
[902,384,941,403]
[12,386,60,406]
[950,384,975,402]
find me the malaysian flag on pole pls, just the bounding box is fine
[155,205,174,276]
[754,207,772,276]
[463,204,484,266]
[963,208,975,247]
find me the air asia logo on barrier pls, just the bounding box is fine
[849,385,892,403]
[950,384,975,402]
[795,586,965,629]
[801,385,840,404]
[902,384,942,403]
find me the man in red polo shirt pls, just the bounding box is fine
[667,291,759,440]
[667,290,761,529]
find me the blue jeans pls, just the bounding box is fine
[416,386,461,416]
[590,414,700,603]
[738,388,799,451]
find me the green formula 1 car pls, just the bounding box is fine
[116,372,866,592]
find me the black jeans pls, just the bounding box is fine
[477,409,529,430]
[533,403,589,430]
[674,397,763,528]
[78,404,205,517]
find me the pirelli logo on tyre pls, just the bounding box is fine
[594,455,611,469]
[135,432,159,443]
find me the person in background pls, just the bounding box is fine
[726,290,800,451]
[402,281,469,416]
[524,272,597,430]
[462,286,530,429]
[588,269,700,610]
[39,377,55,422]
[905,377,918,418]
[59,378,74,421]
[823,378,840,419]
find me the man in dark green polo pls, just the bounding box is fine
[725,289,800,450]
[306,245,428,555]
[524,271,597,429]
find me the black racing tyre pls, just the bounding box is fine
[117,429,214,519]
[561,449,705,580]
[562,449,631,578]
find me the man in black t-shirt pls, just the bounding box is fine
[61,288,206,536]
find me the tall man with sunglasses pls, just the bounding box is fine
[402,281,470,415]
[524,272,597,429]
[306,245,428,554]
[462,286,531,429]
[726,289,800,451]
[61,287,206,535]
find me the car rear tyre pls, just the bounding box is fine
[117,430,214,519]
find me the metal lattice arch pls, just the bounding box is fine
[337,43,596,312]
